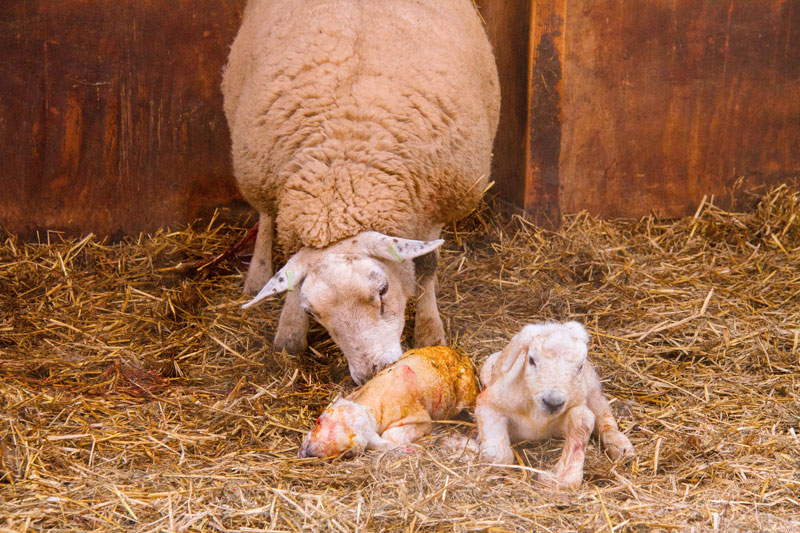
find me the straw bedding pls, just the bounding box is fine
[1,186,798,531]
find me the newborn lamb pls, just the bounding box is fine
[299,346,478,458]
[476,322,633,488]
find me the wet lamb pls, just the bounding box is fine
[298,346,479,458]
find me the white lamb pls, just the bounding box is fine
[477,322,634,488]
[222,0,500,384]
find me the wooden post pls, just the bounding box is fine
[478,0,567,228]
[524,0,567,227]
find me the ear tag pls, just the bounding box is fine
[286,269,295,291]
[387,244,404,263]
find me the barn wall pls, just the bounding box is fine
[0,0,247,239]
[559,0,800,218]
[1,1,798,239]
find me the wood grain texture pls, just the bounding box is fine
[476,0,532,211]
[2,1,798,238]
[0,0,247,239]
[559,0,800,218]
[524,0,566,227]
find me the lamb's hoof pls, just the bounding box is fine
[603,432,634,462]
[273,332,307,355]
[479,444,515,466]
[538,470,582,490]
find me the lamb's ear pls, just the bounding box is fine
[497,325,542,380]
[242,249,314,309]
[496,324,542,380]
[562,321,589,344]
[359,231,444,262]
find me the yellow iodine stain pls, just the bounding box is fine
[399,346,479,414]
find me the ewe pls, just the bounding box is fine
[223,0,500,384]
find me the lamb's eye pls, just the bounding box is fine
[577,363,584,373]
[528,356,536,367]
[303,307,314,317]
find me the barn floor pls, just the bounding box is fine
[1,187,799,531]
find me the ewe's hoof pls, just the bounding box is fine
[413,318,446,348]
[273,333,308,355]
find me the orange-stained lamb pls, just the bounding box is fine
[298,346,478,458]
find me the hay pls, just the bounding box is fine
[1,186,798,531]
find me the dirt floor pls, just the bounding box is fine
[1,187,798,531]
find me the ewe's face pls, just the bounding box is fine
[524,329,588,416]
[298,403,366,458]
[299,254,412,385]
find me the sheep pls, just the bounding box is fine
[476,322,634,488]
[222,0,500,385]
[298,346,479,458]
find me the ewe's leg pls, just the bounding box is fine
[273,289,309,354]
[586,368,634,461]
[413,246,445,347]
[476,398,515,465]
[541,406,594,489]
[244,213,274,295]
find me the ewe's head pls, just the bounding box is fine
[497,322,590,416]
[297,399,371,458]
[243,231,443,385]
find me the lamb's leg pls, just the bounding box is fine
[273,289,309,354]
[540,405,595,489]
[244,213,274,295]
[476,396,515,464]
[586,367,634,461]
[380,409,432,446]
[413,227,445,347]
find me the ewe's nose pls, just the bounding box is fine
[541,392,566,414]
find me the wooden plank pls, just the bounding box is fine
[559,0,800,218]
[525,0,567,227]
[0,0,248,239]
[476,0,532,212]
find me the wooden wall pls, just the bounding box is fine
[481,0,800,224]
[0,0,246,239]
[1,1,799,238]
[560,0,800,219]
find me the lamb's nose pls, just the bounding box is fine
[541,392,566,414]
[297,445,310,458]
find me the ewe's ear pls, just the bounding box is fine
[359,231,444,262]
[562,321,589,345]
[242,249,315,309]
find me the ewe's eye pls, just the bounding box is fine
[378,282,388,316]
[528,356,536,367]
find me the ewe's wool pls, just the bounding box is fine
[222,0,500,253]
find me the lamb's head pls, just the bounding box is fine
[297,399,373,458]
[494,322,590,416]
[243,231,444,384]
